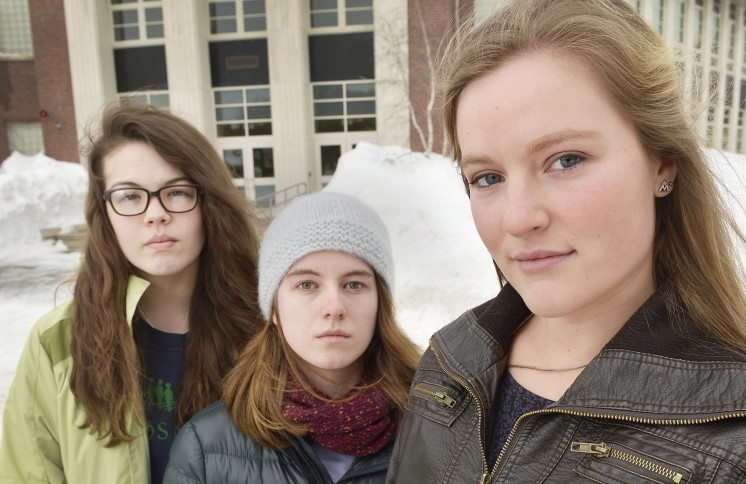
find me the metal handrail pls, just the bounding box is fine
[254,182,308,216]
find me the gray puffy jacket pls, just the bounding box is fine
[164,401,391,483]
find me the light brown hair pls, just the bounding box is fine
[440,0,746,353]
[70,104,263,445]
[223,276,421,448]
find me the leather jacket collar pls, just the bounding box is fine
[429,284,746,422]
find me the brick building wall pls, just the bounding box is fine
[28,0,78,163]
[408,0,472,155]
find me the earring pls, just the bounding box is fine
[658,180,673,192]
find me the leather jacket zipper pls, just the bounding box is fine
[429,339,746,484]
[570,442,683,483]
[412,384,457,408]
[429,341,495,484]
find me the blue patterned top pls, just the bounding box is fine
[488,370,553,467]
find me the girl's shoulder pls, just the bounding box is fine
[35,298,75,333]
[167,401,303,483]
[23,298,75,367]
[178,401,266,454]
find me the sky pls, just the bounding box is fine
[0,143,744,440]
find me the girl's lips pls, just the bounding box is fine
[147,240,176,250]
[514,250,574,273]
[318,331,350,343]
[147,234,176,249]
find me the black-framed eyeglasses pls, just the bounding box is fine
[103,184,201,217]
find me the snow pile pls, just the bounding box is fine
[0,152,87,258]
[325,142,496,344]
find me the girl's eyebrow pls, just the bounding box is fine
[460,129,601,170]
[285,269,375,278]
[109,176,193,189]
[526,129,601,156]
[342,270,375,279]
[285,269,320,278]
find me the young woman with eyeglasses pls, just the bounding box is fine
[0,104,263,483]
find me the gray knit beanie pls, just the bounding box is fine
[258,191,393,320]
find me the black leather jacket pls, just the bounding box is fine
[387,285,746,483]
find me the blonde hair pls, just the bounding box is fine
[223,276,421,448]
[440,0,746,353]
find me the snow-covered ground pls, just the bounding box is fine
[0,144,744,442]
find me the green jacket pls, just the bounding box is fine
[0,276,151,483]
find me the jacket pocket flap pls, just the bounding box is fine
[406,379,469,427]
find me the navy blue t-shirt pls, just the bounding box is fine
[134,320,187,484]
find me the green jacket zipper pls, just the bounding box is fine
[570,442,683,483]
[429,339,746,484]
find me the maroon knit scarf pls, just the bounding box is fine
[282,377,397,456]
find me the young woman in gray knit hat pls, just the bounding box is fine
[165,191,421,483]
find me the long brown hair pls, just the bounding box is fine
[70,104,263,445]
[223,276,421,449]
[439,0,746,353]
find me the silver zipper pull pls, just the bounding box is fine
[570,442,610,457]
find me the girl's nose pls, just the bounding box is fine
[142,195,171,225]
[501,181,549,237]
[322,290,346,320]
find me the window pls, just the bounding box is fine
[727,4,736,61]
[209,39,269,87]
[743,9,746,75]
[223,149,244,178]
[712,1,720,58]
[320,145,341,175]
[114,46,168,92]
[255,185,276,207]
[119,91,169,107]
[214,87,272,137]
[110,0,167,106]
[310,0,372,28]
[210,39,271,138]
[651,0,663,34]
[313,81,375,133]
[252,147,273,177]
[221,147,273,179]
[694,3,704,49]
[111,0,164,42]
[309,32,374,133]
[209,0,266,34]
[308,33,374,82]
[7,122,43,155]
[673,0,685,44]
[0,0,33,56]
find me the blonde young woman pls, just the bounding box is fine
[388,0,746,482]
[165,192,421,483]
[0,105,263,483]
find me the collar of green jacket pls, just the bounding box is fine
[125,275,150,325]
[40,275,149,366]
